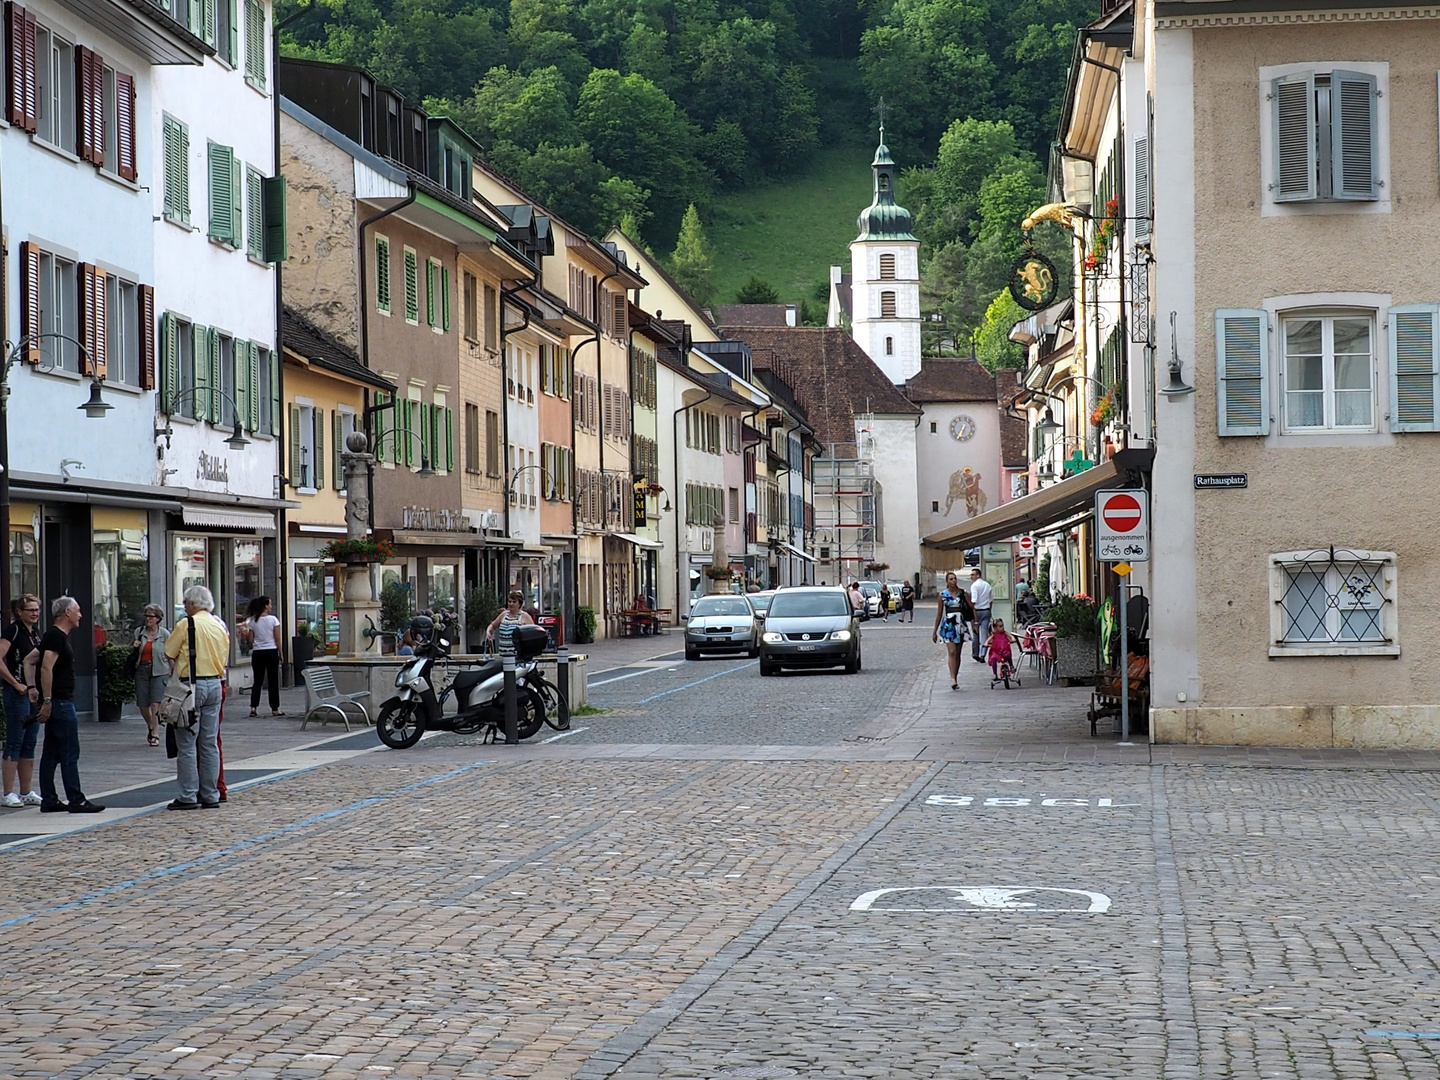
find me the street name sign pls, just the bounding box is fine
[1194,473,1247,489]
[1095,489,1149,562]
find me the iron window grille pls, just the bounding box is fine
[1269,547,1397,656]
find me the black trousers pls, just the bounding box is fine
[250,649,281,710]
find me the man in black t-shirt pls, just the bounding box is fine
[31,598,103,814]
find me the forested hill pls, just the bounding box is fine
[277,0,1094,250]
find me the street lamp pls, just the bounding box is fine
[1160,310,1197,397]
[1036,408,1062,436]
[505,462,552,504]
[0,332,107,621]
[369,428,435,478]
[157,386,253,451]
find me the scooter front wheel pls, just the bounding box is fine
[377,697,425,749]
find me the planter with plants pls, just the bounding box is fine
[96,640,136,722]
[704,566,733,581]
[574,605,597,645]
[317,537,397,564]
[464,584,500,651]
[1049,593,1100,681]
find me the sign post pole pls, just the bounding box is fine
[1117,568,1130,743]
[1096,489,1148,744]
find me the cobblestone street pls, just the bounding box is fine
[5,618,1440,1078]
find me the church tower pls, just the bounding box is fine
[849,125,921,385]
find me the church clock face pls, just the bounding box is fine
[949,414,977,442]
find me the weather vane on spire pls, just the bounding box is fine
[873,96,887,141]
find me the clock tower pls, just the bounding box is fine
[849,125,922,385]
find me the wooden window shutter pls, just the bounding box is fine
[75,46,94,163]
[208,143,236,243]
[1133,136,1151,240]
[115,72,136,180]
[77,263,94,376]
[1215,309,1270,436]
[18,241,40,363]
[313,408,324,489]
[334,410,347,488]
[208,328,223,421]
[138,284,155,390]
[879,253,895,279]
[268,346,279,435]
[6,3,37,133]
[86,49,104,166]
[160,312,178,410]
[1272,72,1316,202]
[1389,304,1440,432]
[880,290,896,318]
[1331,70,1378,201]
[261,176,286,261]
[87,265,107,378]
[288,404,302,485]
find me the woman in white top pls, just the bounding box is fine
[243,596,284,716]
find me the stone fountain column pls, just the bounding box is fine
[336,431,382,658]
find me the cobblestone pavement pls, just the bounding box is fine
[10,610,1440,1078]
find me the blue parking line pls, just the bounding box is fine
[0,759,494,931]
[635,661,757,704]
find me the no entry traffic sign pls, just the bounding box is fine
[1016,535,1036,557]
[1095,489,1149,562]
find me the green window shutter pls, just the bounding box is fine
[289,405,302,486]
[333,410,344,489]
[401,399,412,467]
[375,238,390,312]
[1331,70,1378,201]
[441,266,451,331]
[374,392,389,464]
[314,408,325,490]
[268,347,279,436]
[445,407,454,472]
[425,260,436,326]
[227,0,238,64]
[230,156,243,248]
[164,117,188,223]
[188,0,202,36]
[203,0,216,48]
[244,0,265,89]
[245,168,262,259]
[262,176,287,262]
[1272,72,1316,202]
[1215,309,1270,436]
[404,250,418,322]
[1389,304,1440,432]
[160,312,178,413]
[192,325,210,420]
[233,340,249,430]
[208,331,222,422]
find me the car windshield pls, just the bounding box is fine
[768,592,850,618]
[750,594,773,612]
[859,582,880,595]
[692,597,752,617]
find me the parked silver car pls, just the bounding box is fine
[684,595,759,660]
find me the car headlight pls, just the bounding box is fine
[762,631,783,643]
[830,629,852,641]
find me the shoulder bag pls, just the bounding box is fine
[159,616,199,730]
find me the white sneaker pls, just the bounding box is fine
[2,793,23,808]
[21,791,42,806]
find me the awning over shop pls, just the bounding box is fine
[920,448,1153,569]
[610,532,664,550]
[181,505,277,533]
[777,540,816,562]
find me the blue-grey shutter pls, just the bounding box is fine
[1331,70,1378,201]
[1215,309,1270,436]
[1272,73,1316,202]
[1133,136,1151,240]
[1389,304,1440,432]
[192,324,210,420]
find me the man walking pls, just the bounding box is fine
[969,567,994,663]
[31,598,103,813]
[164,586,229,810]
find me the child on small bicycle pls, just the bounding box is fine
[984,619,1019,680]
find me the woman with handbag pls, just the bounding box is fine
[132,605,171,747]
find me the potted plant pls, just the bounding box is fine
[1049,593,1100,681]
[96,640,135,722]
[318,537,397,564]
[464,584,500,651]
[292,620,320,680]
[574,605,597,644]
[704,566,733,581]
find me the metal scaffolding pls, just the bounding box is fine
[813,441,880,579]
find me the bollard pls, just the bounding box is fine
[503,654,518,745]
[555,647,570,730]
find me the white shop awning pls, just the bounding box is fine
[777,541,816,562]
[611,532,664,550]
[182,505,277,532]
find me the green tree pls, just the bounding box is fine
[975,290,1028,371]
[734,275,779,304]
[668,203,716,307]
[976,155,1046,258]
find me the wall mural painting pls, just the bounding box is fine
[944,466,987,519]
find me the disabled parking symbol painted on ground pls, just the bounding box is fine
[850,886,1112,914]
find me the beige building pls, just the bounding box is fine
[1142,1,1440,745]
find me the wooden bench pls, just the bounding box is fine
[1087,654,1149,736]
[301,665,373,731]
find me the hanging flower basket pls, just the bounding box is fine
[1083,197,1120,274]
[865,562,890,573]
[705,566,734,581]
[1090,388,1116,427]
[318,537,396,564]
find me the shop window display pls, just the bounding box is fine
[92,509,149,641]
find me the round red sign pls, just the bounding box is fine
[1101,493,1143,533]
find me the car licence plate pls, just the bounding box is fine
[797,644,816,651]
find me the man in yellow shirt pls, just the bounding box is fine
[164,585,230,810]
